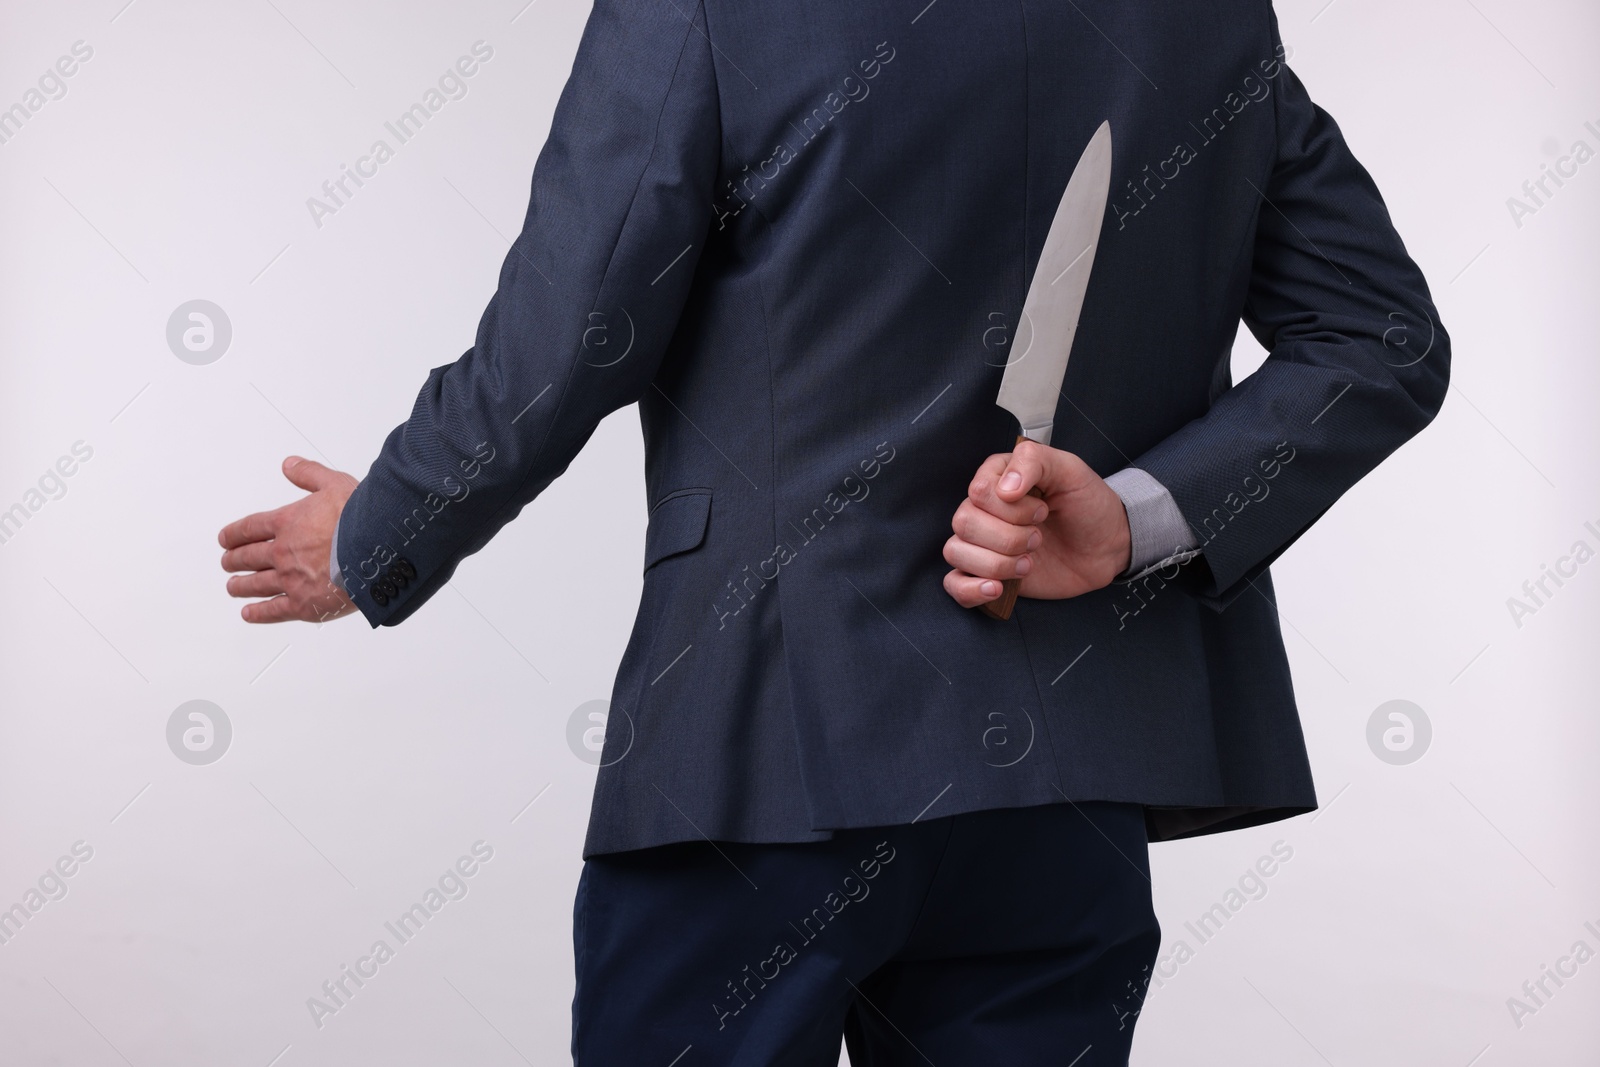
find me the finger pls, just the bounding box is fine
[220,541,275,573]
[241,594,302,624]
[952,498,1041,555]
[219,508,283,549]
[282,455,338,494]
[226,571,284,599]
[943,534,1031,580]
[943,569,1003,609]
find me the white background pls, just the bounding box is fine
[0,0,1595,1064]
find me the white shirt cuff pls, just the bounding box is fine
[328,512,349,596]
[1104,467,1202,580]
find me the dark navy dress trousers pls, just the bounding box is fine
[572,802,1160,1065]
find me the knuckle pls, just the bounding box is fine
[952,507,978,541]
[968,552,1000,579]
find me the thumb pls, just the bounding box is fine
[282,455,335,493]
[995,439,1055,500]
[997,440,1091,501]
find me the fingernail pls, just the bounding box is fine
[1027,530,1041,550]
[1033,504,1048,523]
[1015,555,1032,576]
[999,472,1022,492]
[980,580,998,598]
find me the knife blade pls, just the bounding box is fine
[981,119,1113,621]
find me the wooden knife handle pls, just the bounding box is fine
[978,435,1044,622]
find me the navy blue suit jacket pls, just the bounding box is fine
[336,0,1449,856]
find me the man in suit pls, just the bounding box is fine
[220,0,1448,1060]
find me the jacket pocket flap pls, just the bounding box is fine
[643,489,712,573]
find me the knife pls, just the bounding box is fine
[980,119,1113,621]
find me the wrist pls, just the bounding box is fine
[1108,494,1133,581]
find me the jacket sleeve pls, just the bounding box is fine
[1130,11,1449,609]
[335,0,721,627]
